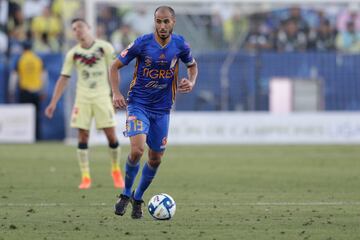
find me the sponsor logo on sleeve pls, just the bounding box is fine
[120,49,128,58]
[120,42,134,58]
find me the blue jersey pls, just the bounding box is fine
[117,33,195,113]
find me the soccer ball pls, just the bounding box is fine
[148,193,176,220]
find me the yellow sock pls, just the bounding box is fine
[77,149,90,179]
[109,146,121,172]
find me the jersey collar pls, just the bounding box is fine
[80,40,96,50]
[154,33,172,49]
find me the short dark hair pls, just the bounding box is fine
[71,18,88,25]
[154,6,175,18]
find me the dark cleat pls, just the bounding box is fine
[131,193,144,219]
[114,194,130,216]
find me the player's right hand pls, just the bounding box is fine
[45,104,56,119]
[113,92,127,109]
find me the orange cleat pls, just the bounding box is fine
[78,177,91,189]
[112,170,125,189]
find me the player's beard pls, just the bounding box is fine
[157,27,173,40]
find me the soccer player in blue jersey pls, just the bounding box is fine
[110,6,198,219]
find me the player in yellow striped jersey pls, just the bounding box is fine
[45,18,124,189]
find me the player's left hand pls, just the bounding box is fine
[178,78,194,93]
[113,92,127,109]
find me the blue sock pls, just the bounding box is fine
[122,156,140,197]
[134,162,158,201]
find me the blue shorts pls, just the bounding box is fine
[125,104,170,152]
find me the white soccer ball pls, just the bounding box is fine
[148,193,176,220]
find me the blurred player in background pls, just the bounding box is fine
[110,6,198,219]
[9,41,47,141]
[45,18,124,189]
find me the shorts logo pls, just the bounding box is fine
[127,115,137,121]
[71,107,79,122]
[72,107,79,115]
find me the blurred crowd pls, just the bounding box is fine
[3,0,64,55]
[97,4,360,53]
[1,1,360,55]
[207,5,360,53]
[241,6,360,53]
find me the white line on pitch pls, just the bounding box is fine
[1,202,360,207]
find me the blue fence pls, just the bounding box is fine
[176,52,360,111]
[1,52,360,140]
[0,55,8,103]
[259,52,360,111]
[38,54,66,140]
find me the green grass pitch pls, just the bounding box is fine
[0,144,359,240]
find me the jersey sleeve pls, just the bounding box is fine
[104,42,116,66]
[117,36,142,65]
[61,49,74,76]
[179,38,195,67]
